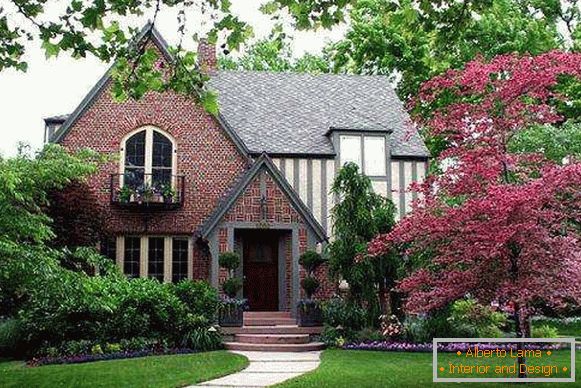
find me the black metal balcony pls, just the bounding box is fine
[110,173,185,210]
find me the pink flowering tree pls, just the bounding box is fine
[369,51,581,341]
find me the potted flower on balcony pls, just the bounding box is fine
[218,252,247,327]
[118,185,135,203]
[297,250,325,327]
[161,184,177,204]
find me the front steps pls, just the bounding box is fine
[223,311,325,352]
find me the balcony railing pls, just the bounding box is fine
[110,173,185,210]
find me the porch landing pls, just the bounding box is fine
[223,312,325,352]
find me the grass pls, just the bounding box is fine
[276,349,580,388]
[534,318,581,340]
[0,351,248,388]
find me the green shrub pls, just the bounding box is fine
[301,276,320,299]
[448,298,507,338]
[222,277,243,298]
[321,326,350,347]
[119,337,161,352]
[109,278,186,340]
[322,297,367,332]
[403,309,453,343]
[219,252,240,271]
[354,327,384,342]
[104,342,122,353]
[173,280,219,319]
[320,297,367,346]
[0,319,22,355]
[64,340,94,356]
[181,327,222,351]
[299,250,325,274]
[532,324,559,338]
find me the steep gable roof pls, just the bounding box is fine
[48,24,250,160]
[198,153,327,241]
[47,26,429,159]
[209,71,430,158]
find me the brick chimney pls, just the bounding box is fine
[198,38,217,74]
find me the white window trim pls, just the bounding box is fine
[119,125,178,187]
[117,235,193,282]
[338,133,388,178]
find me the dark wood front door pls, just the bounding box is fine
[243,231,279,311]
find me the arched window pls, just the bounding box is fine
[121,127,176,190]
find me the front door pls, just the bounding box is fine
[243,230,279,311]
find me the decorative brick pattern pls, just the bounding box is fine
[59,46,248,281]
[223,171,301,224]
[57,42,334,303]
[219,170,334,307]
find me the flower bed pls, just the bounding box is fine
[28,348,200,367]
[343,341,565,353]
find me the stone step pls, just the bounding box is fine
[235,334,310,344]
[221,325,323,335]
[224,341,325,352]
[244,311,292,318]
[244,317,297,326]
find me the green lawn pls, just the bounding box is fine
[0,351,248,388]
[276,349,580,388]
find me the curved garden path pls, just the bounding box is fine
[189,351,321,388]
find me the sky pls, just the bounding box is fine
[0,2,345,156]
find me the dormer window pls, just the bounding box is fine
[339,134,386,176]
[121,126,176,189]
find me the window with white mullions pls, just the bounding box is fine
[364,136,386,176]
[124,131,146,189]
[152,131,173,187]
[148,237,165,281]
[124,236,141,278]
[339,134,386,177]
[121,126,176,190]
[172,238,189,283]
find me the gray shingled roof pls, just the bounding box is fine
[209,70,429,157]
[47,71,429,158]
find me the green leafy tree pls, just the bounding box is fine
[219,28,330,74]
[0,144,99,316]
[509,122,581,164]
[0,0,348,105]
[329,0,565,101]
[328,162,398,320]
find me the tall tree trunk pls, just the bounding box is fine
[514,302,527,378]
[378,279,389,315]
[508,240,526,378]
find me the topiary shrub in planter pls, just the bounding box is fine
[298,299,323,327]
[218,252,245,327]
[222,277,243,298]
[219,298,249,327]
[297,250,325,327]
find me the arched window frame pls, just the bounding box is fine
[119,126,177,188]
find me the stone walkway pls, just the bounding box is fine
[190,351,321,388]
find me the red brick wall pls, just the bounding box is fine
[223,171,302,224]
[220,170,334,304]
[58,46,248,281]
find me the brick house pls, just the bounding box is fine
[45,27,429,316]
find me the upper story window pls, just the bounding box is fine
[339,134,386,176]
[122,126,176,190]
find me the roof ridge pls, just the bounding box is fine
[215,69,393,79]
